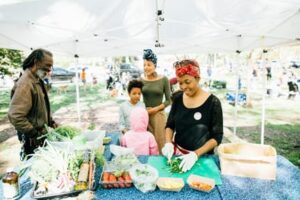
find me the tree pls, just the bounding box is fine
[0,48,23,75]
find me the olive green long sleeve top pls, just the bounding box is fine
[141,76,171,108]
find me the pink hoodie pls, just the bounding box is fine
[120,107,159,155]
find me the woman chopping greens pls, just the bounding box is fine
[162,59,223,172]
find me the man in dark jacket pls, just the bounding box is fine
[8,48,57,160]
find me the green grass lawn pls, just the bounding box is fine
[49,84,112,113]
[0,90,10,120]
[0,84,111,121]
[236,124,300,167]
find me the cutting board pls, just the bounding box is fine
[147,156,222,185]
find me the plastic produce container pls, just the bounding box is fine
[187,175,215,192]
[129,164,159,193]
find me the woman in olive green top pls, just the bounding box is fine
[141,49,171,153]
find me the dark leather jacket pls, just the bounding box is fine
[8,69,53,139]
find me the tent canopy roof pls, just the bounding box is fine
[0,0,300,57]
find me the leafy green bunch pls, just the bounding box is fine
[167,158,184,173]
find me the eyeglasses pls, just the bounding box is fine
[173,59,199,68]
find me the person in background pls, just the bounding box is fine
[114,76,123,96]
[92,74,97,86]
[8,48,57,160]
[80,68,86,83]
[120,107,159,155]
[106,73,114,90]
[287,72,299,99]
[206,65,212,87]
[80,68,87,90]
[119,79,145,133]
[169,77,178,93]
[141,49,171,153]
[265,59,272,81]
[162,59,223,172]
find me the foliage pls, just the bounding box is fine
[211,80,227,89]
[95,150,105,167]
[0,48,23,75]
[68,151,84,181]
[44,125,81,141]
[88,123,96,130]
[0,90,10,120]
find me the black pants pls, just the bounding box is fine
[19,132,45,160]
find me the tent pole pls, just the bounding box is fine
[261,77,266,145]
[233,35,242,137]
[74,54,81,124]
[233,52,240,136]
[260,50,268,144]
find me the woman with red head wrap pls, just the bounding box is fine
[162,59,224,172]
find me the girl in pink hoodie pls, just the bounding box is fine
[120,107,159,155]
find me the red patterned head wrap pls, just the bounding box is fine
[175,60,200,78]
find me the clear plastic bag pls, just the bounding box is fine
[129,164,159,193]
[110,145,134,156]
[108,145,139,171]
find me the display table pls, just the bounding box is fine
[1,132,299,200]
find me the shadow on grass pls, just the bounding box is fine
[49,84,111,113]
[235,124,300,167]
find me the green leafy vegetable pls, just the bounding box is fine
[43,125,81,141]
[54,126,80,140]
[135,168,151,177]
[95,150,105,167]
[167,158,184,173]
[72,135,88,145]
[68,152,84,181]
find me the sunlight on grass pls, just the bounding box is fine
[48,84,111,114]
[237,124,300,167]
[0,113,8,120]
[52,95,67,104]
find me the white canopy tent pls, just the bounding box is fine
[1,0,300,143]
[1,0,300,56]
